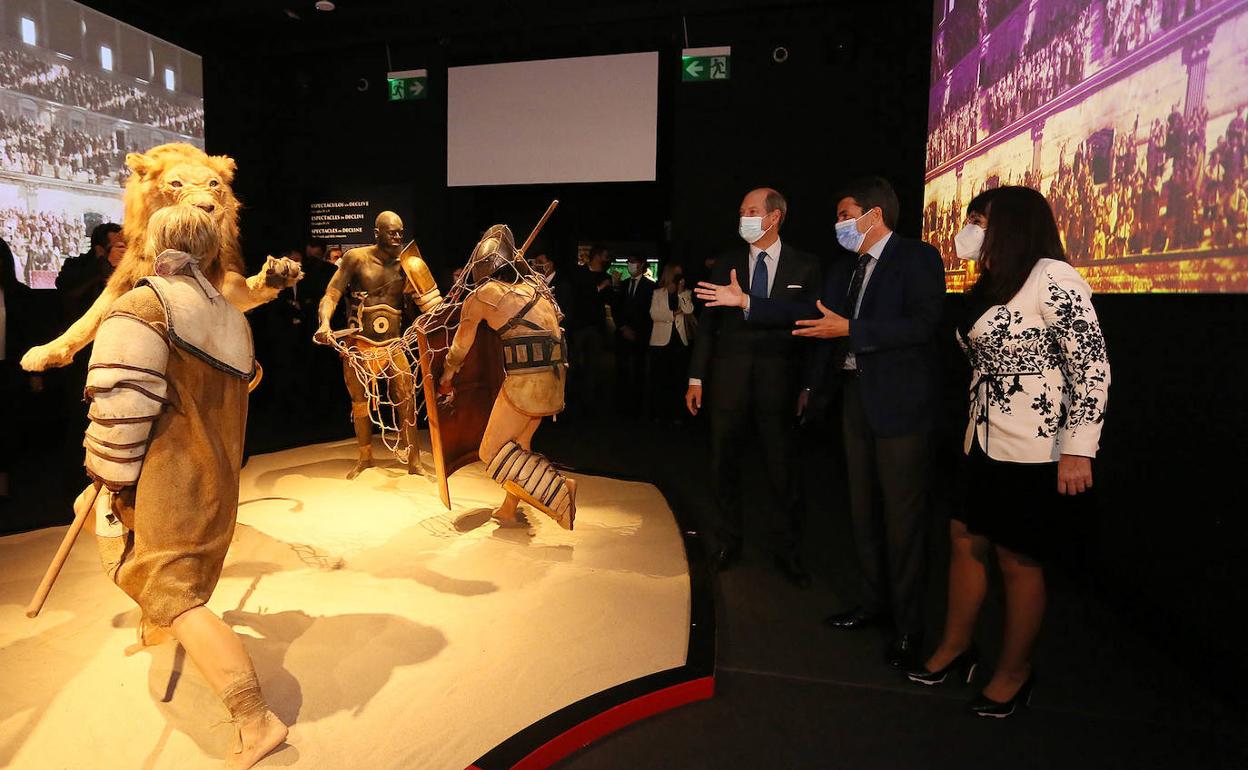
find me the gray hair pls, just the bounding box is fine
[762,187,788,226]
[146,205,220,263]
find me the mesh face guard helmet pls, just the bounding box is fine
[469,224,519,285]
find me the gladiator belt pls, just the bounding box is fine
[502,335,566,375]
[498,293,565,376]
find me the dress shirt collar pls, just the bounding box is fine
[750,238,782,262]
[864,231,892,262]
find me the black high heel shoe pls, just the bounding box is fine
[906,645,979,686]
[966,672,1036,718]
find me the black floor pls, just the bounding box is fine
[532,413,1248,770]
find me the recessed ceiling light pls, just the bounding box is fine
[314,1,335,10]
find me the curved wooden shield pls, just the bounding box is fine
[415,301,504,509]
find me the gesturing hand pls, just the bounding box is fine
[695,269,747,309]
[1057,454,1093,495]
[793,300,850,338]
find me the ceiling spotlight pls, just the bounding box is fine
[314,1,335,10]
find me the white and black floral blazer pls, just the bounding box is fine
[958,258,1110,463]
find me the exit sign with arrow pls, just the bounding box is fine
[387,69,428,101]
[682,46,731,82]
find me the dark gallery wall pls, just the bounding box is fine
[14,1,1246,693]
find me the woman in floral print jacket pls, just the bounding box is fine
[907,186,1111,719]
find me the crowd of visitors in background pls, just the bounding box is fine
[0,47,203,135]
[926,0,1217,170]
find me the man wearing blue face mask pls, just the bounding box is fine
[686,187,821,586]
[697,176,944,667]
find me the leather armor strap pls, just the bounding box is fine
[502,334,566,374]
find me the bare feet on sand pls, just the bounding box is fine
[346,457,374,480]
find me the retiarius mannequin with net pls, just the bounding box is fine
[315,211,441,478]
[83,205,287,770]
[438,225,576,529]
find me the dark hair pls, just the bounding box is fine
[966,187,1001,217]
[967,185,1066,306]
[90,222,122,250]
[306,238,327,251]
[837,176,899,229]
[588,244,609,260]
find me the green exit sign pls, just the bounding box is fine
[682,46,731,82]
[387,69,428,101]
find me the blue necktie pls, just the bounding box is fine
[750,251,770,300]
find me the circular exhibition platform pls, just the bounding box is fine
[0,438,713,769]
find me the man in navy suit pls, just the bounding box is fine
[687,187,821,587]
[697,177,944,667]
[613,256,656,406]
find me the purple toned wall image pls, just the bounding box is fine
[924,0,1248,292]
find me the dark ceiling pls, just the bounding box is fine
[77,0,848,60]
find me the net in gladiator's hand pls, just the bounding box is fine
[326,325,426,465]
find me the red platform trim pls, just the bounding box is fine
[466,675,715,770]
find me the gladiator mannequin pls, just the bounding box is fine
[438,225,576,529]
[84,205,286,769]
[315,211,441,479]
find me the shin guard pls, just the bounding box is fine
[486,441,575,530]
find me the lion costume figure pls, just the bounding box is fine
[20,142,301,371]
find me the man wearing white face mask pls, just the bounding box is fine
[686,187,820,586]
[700,176,945,668]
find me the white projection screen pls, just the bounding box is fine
[447,52,658,187]
[1,0,204,287]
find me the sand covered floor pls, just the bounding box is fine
[0,437,691,770]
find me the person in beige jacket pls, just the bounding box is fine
[648,263,694,423]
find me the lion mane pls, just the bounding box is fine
[108,142,243,292]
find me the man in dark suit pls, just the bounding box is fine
[686,187,821,587]
[709,176,944,668]
[56,222,122,324]
[531,249,574,320]
[614,256,655,405]
[567,245,613,415]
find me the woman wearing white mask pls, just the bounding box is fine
[908,186,1111,720]
[951,187,998,286]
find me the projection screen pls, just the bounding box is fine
[923,0,1248,292]
[447,52,658,187]
[1,0,204,288]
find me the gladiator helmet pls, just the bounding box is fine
[469,224,520,285]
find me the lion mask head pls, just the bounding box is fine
[110,142,243,291]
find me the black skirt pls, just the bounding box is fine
[953,439,1070,561]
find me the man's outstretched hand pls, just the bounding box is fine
[793,300,850,338]
[695,269,748,309]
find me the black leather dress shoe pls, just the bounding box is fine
[774,553,812,589]
[824,607,886,631]
[712,544,741,572]
[886,633,924,669]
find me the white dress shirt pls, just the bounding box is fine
[690,239,783,387]
[747,238,781,297]
[844,231,893,371]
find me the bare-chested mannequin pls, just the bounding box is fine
[315,212,441,479]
